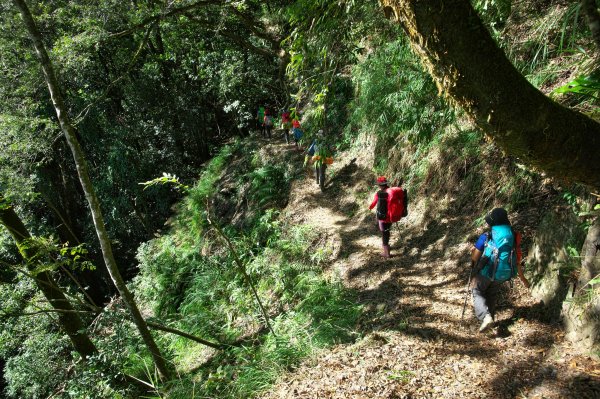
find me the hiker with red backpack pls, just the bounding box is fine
[368,177,407,258]
[468,208,530,332]
[291,116,303,149]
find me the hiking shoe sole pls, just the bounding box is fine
[479,314,494,332]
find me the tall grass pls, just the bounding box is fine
[498,2,593,92]
[345,37,454,174]
[525,3,584,76]
[132,139,362,398]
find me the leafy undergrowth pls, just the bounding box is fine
[130,138,362,398]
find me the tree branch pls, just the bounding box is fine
[0,258,101,313]
[1,308,96,318]
[183,13,278,59]
[13,0,168,376]
[107,0,225,40]
[146,321,224,349]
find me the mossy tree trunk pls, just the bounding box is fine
[0,197,98,359]
[380,0,600,190]
[12,0,170,380]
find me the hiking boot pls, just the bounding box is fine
[479,313,494,332]
[382,245,390,259]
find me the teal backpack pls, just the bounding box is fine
[480,225,517,282]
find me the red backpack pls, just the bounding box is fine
[387,187,405,223]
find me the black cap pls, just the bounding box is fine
[485,208,510,226]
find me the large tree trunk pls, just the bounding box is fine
[0,197,98,359]
[12,0,171,380]
[380,0,600,190]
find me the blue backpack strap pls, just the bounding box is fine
[479,232,494,279]
[474,232,490,275]
[508,227,519,279]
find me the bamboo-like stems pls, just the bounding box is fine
[205,202,275,336]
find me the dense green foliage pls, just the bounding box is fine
[346,36,455,173]
[0,0,598,397]
[134,140,362,398]
[0,0,283,288]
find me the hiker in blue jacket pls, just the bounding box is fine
[470,208,529,332]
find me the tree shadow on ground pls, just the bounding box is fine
[287,154,599,397]
[498,300,563,326]
[488,353,600,399]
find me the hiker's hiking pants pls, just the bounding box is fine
[472,275,502,321]
[315,164,326,186]
[378,221,392,246]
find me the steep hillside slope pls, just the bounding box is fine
[261,144,600,399]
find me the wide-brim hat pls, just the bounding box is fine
[485,208,510,226]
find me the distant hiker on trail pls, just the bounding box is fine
[257,106,265,135]
[305,130,333,190]
[281,109,291,144]
[469,207,529,332]
[292,116,303,149]
[368,177,406,258]
[306,131,323,185]
[263,108,273,139]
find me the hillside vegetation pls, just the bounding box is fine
[0,0,599,398]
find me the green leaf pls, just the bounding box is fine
[552,72,600,98]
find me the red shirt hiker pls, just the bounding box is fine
[368,176,404,258]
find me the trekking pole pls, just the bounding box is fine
[461,260,475,322]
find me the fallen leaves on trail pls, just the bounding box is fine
[261,147,600,399]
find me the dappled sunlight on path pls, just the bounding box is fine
[261,142,600,399]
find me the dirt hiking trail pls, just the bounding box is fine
[262,140,600,399]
